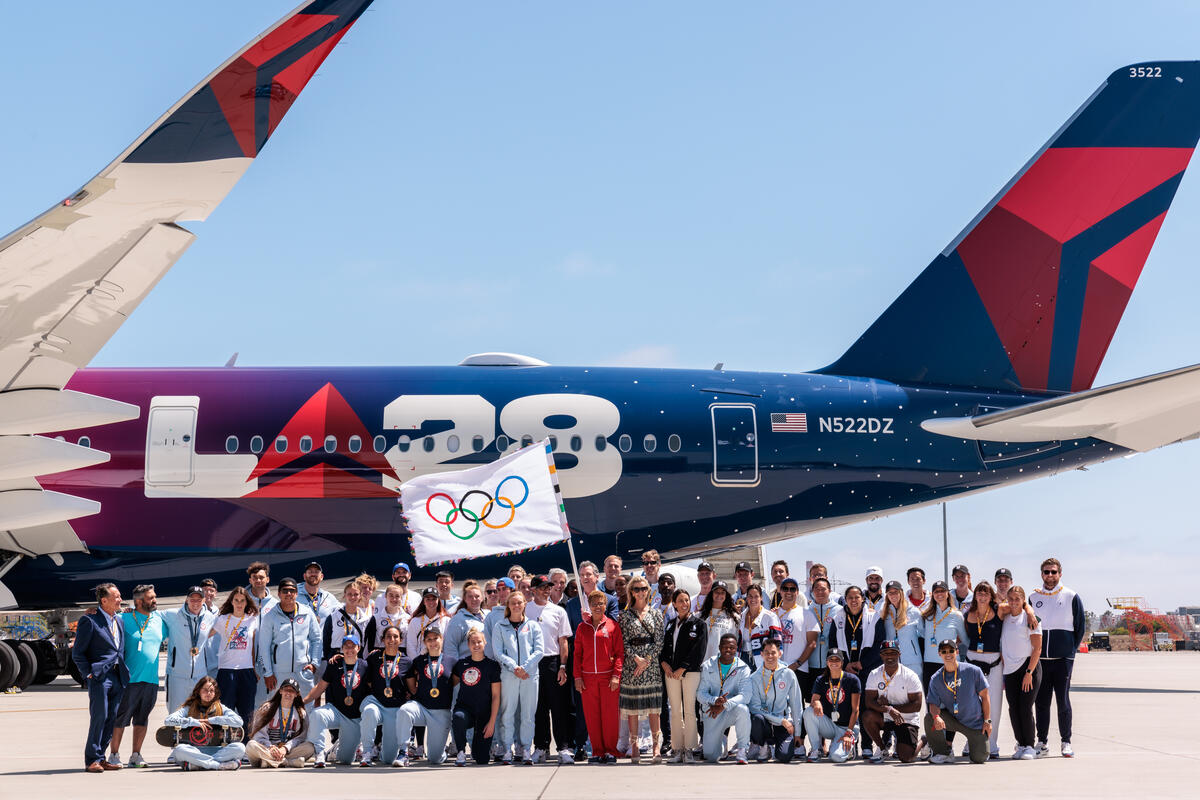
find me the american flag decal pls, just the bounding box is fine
[771,412,807,432]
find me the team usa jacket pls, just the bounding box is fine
[258,604,322,678]
[696,656,752,713]
[492,617,545,676]
[573,615,625,677]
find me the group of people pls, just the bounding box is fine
[72,552,1086,772]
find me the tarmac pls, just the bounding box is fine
[1,651,1197,798]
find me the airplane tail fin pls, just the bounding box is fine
[821,62,1200,394]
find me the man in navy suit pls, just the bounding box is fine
[72,583,129,772]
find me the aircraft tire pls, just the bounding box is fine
[31,643,60,684]
[7,641,37,690]
[0,641,18,692]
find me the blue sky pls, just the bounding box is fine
[2,2,1199,611]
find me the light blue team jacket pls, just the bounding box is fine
[748,664,803,730]
[920,607,969,663]
[491,617,545,675]
[163,607,217,681]
[443,607,487,660]
[696,655,752,712]
[257,604,322,677]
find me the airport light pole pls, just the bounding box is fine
[942,503,949,584]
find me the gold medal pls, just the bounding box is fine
[384,687,393,698]
[429,688,440,699]
[344,696,353,706]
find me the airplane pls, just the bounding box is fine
[3,0,1200,609]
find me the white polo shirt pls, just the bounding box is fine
[864,663,923,725]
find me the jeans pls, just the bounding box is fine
[749,714,798,762]
[801,707,852,762]
[1005,659,1042,748]
[1035,658,1074,744]
[396,703,452,764]
[358,699,402,763]
[499,670,539,753]
[216,668,257,735]
[307,706,362,763]
[172,742,246,769]
[924,710,988,763]
[453,706,494,764]
[701,703,750,762]
[664,671,700,752]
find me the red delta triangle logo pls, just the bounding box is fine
[248,383,398,498]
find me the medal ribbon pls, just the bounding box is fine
[342,660,359,692]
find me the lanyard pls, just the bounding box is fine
[975,608,991,639]
[816,603,832,629]
[879,666,899,693]
[846,611,863,640]
[889,605,906,630]
[186,613,200,650]
[134,611,151,638]
[303,589,321,614]
[342,660,359,691]
[761,667,775,697]
[428,654,444,683]
[280,705,295,741]
[942,668,958,706]
[383,653,401,681]
[933,606,953,631]
[718,661,735,694]
[827,674,843,705]
[222,614,245,649]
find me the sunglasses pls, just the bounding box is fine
[781,587,798,592]
[279,588,297,594]
[1042,569,1059,575]
[631,586,649,593]
[643,560,660,565]
[486,589,497,595]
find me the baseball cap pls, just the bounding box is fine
[392,562,411,573]
[711,580,729,591]
[277,577,298,590]
[931,580,949,592]
[735,561,752,573]
[826,648,847,663]
[885,580,903,592]
[780,577,800,590]
[697,561,715,573]
[937,638,958,652]
[303,561,323,573]
[342,633,361,647]
[530,574,550,588]
[878,640,901,654]
[865,566,884,579]
[994,567,1013,579]
[497,577,515,590]
[277,678,300,694]
[199,578,217,589]
[951,564,969,576]
[185,585,204,597]
[421,586,438,598]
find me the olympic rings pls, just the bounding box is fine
[425,475,531,539]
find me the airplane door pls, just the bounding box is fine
[710,403,759,486]
[145,396,199,486]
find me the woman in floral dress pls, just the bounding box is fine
[619,575,666,763]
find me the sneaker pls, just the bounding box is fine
[916,743,931,761]
[961,744,971,757]
[602,754,618,764]
[794,744,806,760]
[314,757,326,769]
[179,762,190,771]
[667,750,683,763]
[240,757,251,766]
[455,751,467,767]
[806,751,820,763]
[735,748,748,765]
[166,753,175,765]
[1019,747,1036,760]
[1034,741,1048,758]
[588,756,602,764]
[530,748,546,764]
[757,746,769,763]
[127,752,147,768]
[1061,742,1074,758]
[989,749,999,760]
[502,752,513,766]
[392,756,409,768]
[559,749,574,765]
[358,756,371,768]
[523,754,534,766]
[929,753,951,765]
[867,749,884,764]
[219,760,241,771]
[682,750,696,764]
[106,752,122,767]
[1011,746,1024,760]
[413,745,426,759]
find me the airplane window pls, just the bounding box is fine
[619,434,631,452]
[348,435,361,453]
[373,435,386,453]
[299,435,313,453]
[250,435,264,454]
[644,434,657,453]
[78,436,91,449]
[397,435,411,453]
[521,435,533,448]
[571,435,582,452]
[423,437,435,453]
[668,434,681,453]
[547,435,558,450]
[595,435,607,451]
[324,435,337,453]
[275,436,287,453]
[447,434,460,453]
[472,435,484,452]
[496,435,510,452]
[225,436,238,454]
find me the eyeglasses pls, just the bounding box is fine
[781,588,797,593]
[1042,569,1059,575]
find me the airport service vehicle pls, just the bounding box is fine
[3,0,1200,693]
[1089,631,1112,652]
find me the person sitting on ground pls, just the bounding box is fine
[246,678,314,768]
[861,640,923,763]
[802,649,860,763]
[696,633,753,764]
[303,634,369,768]
[748,637,803,763]
[924,638,992,764]
[163,676,246,771]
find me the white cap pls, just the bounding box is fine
[865,566,884,579]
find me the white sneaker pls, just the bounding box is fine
[916,743,931,761]
[106,752,122,767]
[1034,740,1048,758]
[392,755,409,768]
[682,750,696,763]
[358,756,371,768]
[929,753,951,764]
[867,749,884,763]
[218,760,241,770]
[667,750,683,763]
[756,745,769,763]
[735,748,748,765]
[502,752,514,766]
[1019,747,1036,760]
[1061,742,1074,758]
[1012,746,1024,760]
[455,751,467,767]
[128,752,147,768]
[559,749,574,765]
[530,748,546,764]
[313,756,326,769]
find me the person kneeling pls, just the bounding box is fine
[748,637,803,762]
[697,633,752,764]
[163,676,246,770]
[303,634,369,767]
[394,627,457,767]
[246,678,315,767]
[924,638,992,764]
[801,649,860,763]
[861,640,922,763]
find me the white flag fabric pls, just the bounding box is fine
[400,439,570,567]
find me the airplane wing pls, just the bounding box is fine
[921,362,1200,452]
[0,0,375,558]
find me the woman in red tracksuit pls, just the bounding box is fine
[573,589,625,764]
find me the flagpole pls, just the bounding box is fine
[564,531,582,592]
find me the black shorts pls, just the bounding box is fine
[116,682,158,727]
[881,720,920,749]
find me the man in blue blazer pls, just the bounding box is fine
[72,583,129,772]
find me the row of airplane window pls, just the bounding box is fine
[220,432,684,456]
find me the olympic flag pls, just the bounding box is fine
[399,439,571,567]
